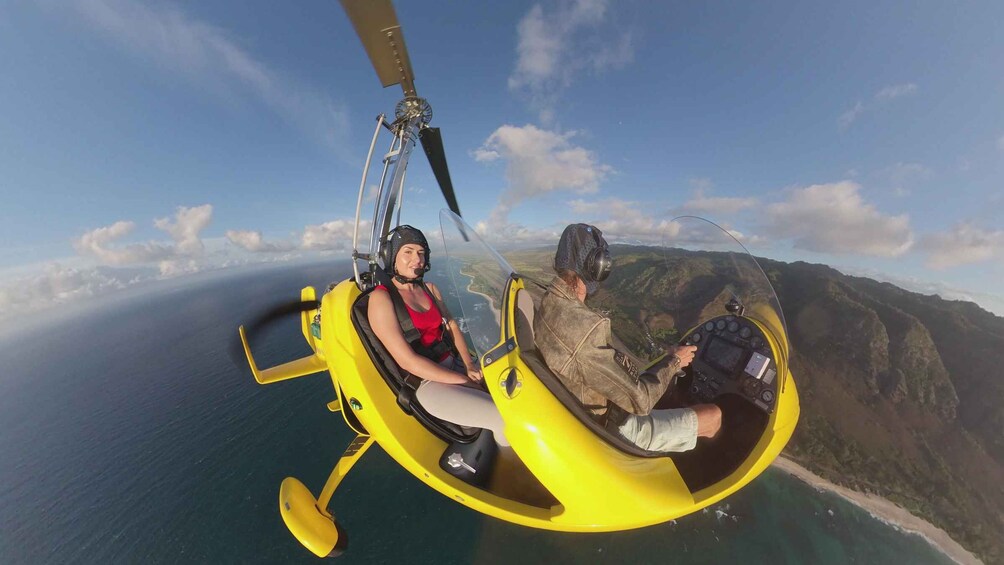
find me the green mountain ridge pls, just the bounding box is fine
[502,246,1004,563]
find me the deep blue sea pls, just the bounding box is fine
[0,261,956,564]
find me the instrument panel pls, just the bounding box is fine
[680,315,778,414]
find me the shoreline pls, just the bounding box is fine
[458,268,502,321]
[449,265,979,563]
[772,456,982,565]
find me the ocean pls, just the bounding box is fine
[0,261,956,564]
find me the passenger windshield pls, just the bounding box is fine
[438,210,515,356]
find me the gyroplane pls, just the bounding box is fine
[237,0,799,557]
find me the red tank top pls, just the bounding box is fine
[375,284,445,348]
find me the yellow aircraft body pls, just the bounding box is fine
[242,264,799,556]
[239,2,799,556]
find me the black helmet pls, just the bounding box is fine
[382,225,431,282]
[554,223,611,295]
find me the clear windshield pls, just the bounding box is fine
[438,210,515,356]
[437,212,788,372]
[587,216,789,367]
[487,216,789,372]
[658,216,789,363]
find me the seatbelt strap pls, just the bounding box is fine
[382,279,456,362]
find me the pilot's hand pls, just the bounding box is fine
[670,345,697,369]
[466,367,483,382]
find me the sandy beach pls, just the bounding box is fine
[772,457,982,565]
[458,268,502,321]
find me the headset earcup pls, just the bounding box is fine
[381,231,395,270]
[584,247,599,281]
[595,248,611,281]
[584,246,611,282]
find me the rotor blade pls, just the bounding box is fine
[230,300,319,372]
[340,0,417,97]
[420,127,461,217]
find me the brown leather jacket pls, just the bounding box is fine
[533,277,681,417]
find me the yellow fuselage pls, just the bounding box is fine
[306,276,799,531]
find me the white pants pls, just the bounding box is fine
[414,356,510,447]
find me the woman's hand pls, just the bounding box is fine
[466,366,483,382]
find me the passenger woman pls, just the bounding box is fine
[367,225,509,446]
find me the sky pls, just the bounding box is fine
[1,0,1003,320]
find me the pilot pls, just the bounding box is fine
[534,224,722,452]
[368,225,509,447]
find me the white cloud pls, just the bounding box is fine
[4,211,372,319]
[154,204,212,255]
[225,230,295,253]
[919,223,1004,269]
[508,0,633,121]
[66,0,349,153]
[475,124,611,228]
[73,221,173,265]
[0,263,151,320]
[475,196,678,246]
[474,221,560,246]
[679,187,758,215]
[157,258,200,277]
[74,205,213,267]
[875,83,918,101]
[568,198,679,241]
[301,219,369,251]
[762,181,914,256]
[838,101,864,130]
[838,83,917,130]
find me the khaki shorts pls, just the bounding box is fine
[617,407,698,452]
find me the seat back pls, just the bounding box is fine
[514,288,536,352]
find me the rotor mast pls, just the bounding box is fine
[342,0,460,287]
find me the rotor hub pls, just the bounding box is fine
[395,96,433,126]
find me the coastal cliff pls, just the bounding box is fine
[504,246,1004,563]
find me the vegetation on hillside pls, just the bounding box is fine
[489,245,1004,563]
